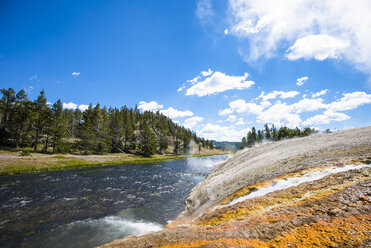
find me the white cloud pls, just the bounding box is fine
[62,102,89,111]
[201,68,213,77]
[72,72,80,77]
[160,107,194,118]
[198,123,251,141]
[185,71,255,97]
[296,76,308,86]
[219,99,264,115]
[312,89,328,98]
[235,118,245,125]
[196,0,214,25]
[138,101,164,112]
[220,90,371,128]
[256,101,301,128]
[177,84,186,92]
[187,76,201,85]
[260,100,271,108]
[328,91,371,111]
[78,104,89,111]
[183,116,204,130]
[292,98,327,113]
[227,0,371,75]
[257,90,299,101]
[280,91,300,99]
[63,102,78,109]
[226,115,237,122]
[303,110,350,126]
[286,34,349,61]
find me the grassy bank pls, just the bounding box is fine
[0,149,228,176]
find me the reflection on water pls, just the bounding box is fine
[0,155,226,248]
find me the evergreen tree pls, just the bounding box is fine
[173,140,180,155]
[264,124,271,140]
[271,124,279,141]
[251,127,258,142]
[51,100,65,153]
[13,89,31,148]
[33,90,48,152]
[0,88,16,145]
[241,136,248,148]
[138,121,156,156]
[123,114,135,152]
[257,130,263,143]
[246,131,253,147]
[159,135,168,154]
[0,89,210,155]
[43,107,53,152]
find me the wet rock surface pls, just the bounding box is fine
[100,126,371,248]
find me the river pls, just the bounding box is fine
[0,155,227,248]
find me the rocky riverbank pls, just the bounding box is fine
[100,126,371,247]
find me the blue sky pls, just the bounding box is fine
[1,0,371,141]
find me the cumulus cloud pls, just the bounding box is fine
[177,84,186,92]
[198,123,251,141]
[219,99,263,115]
[201,68,213,77]
[183,116,204,130]
[78,104,89,111]
[280,91,300,99]
[257,91,299,101]
[286,35,349,61]
[63,102,78,109]
[300,92,371,126]
[226,115,237,122]
[220,90,371,128]
[328,92,371,112]
[160,107,194,118]
[137,101,195,120]
[256,101,302,128]
[296,76,308,86]
[185,71,255,97]
[138,101,164,111]
[303,110,350,126]
[235,118,245,125]
[227,0,371,74]
[291,98,327,113]
[62,102,89,111]
[312,89,328,98]
[72,72,80,78]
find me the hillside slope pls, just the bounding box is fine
[101,126,371,247]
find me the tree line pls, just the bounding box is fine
[241,124,317,148]
[0,88,214,156]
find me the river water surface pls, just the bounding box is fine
[0,155,227,248]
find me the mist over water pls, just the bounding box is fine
[0,155,226,248]
[186,156,227,171]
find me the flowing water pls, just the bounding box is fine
[224,163,371,207]
[0,155,227,248]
